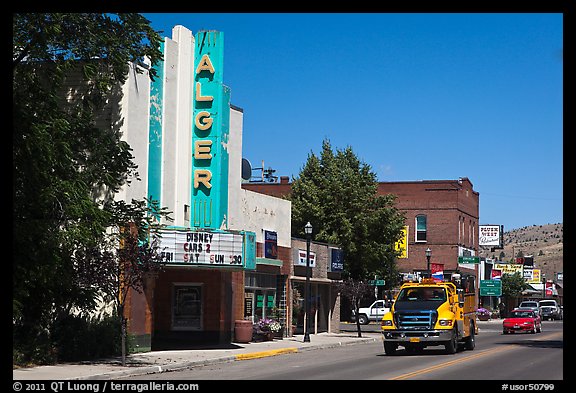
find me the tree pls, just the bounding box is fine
[501,272,530,313]
[74,198,170,366]
[13,13,164,363]
[289,139,406,282]
[334,279,373,337]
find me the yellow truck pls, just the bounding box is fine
[381,276,478,355]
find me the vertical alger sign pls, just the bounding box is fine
[192,31,230,229]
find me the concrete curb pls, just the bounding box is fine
[235,347,298,360]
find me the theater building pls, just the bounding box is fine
[112,25,296,350]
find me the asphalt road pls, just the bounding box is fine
[120,320,563,381]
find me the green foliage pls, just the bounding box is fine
[52,314,123,362]
[289,138,406,281]
[13,13,165,363]
[502,272,530,298]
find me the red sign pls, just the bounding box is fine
[491,269,502,280]
[431,263,444,282]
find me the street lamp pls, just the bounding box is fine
[425,247,432,278]
[303,222,313,343]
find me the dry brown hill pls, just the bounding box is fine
[485,223,563,282]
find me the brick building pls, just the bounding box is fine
[377,177,480,279]
[243,177,480,280]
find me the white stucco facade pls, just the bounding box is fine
[114,24,291,248]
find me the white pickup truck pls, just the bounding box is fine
[538,299,563,320]
[351,300,391,325]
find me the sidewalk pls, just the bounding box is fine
[12,332,381,381]
[13,321,501,381]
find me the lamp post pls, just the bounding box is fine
[303,222,313,343]
[425,247,432,278]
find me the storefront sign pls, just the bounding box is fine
[192,30,230,229]
[479,225,502,246]
[158,229,252,268]
[330,248,344,272]
[494,263,524,276]
[394,226,408,258]
[491,269,502,280]
[295,249,316,267]
[431,263,444,282]
[264,230,278,259]
[244,293,253,317]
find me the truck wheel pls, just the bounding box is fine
[444,328,458,354]
[358,314,369,325]
[384,342,398,356]
[464,322,475,350]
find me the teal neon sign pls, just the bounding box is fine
[192,30,230,229]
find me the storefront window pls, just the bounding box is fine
[244,272,277,323]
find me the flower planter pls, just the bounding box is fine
[478,314,491,321]
[273,326,284,340]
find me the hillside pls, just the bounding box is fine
[484,223,563,282]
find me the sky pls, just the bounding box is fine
[142,13,563,232]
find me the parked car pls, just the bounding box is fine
[538,299,563,320]
[518,300,540,315]
[503,309,542,334]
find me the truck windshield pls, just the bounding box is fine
[539,301,555,307]
[396,287,446,302]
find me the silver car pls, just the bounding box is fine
[518,301,540,315]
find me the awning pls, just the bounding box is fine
[255,257,283,267]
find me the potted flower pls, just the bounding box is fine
[477,307,491,321]
[257,318,282,340]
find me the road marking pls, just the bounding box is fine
[390,332,562,380]
[235,347,298,360]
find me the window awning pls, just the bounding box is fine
[256,257,283,267]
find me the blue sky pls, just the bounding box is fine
[142,13,563,232]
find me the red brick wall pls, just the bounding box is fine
[154,267,225,332]
[244,178,479,275]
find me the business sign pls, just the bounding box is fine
[479,225,503,247]
[491,269,502,280]
[523,267,534,282]
[157,229,255,269]
[494,263,523,276]
[330,248,344,272]
[431,263,444,282]
[394,226,408,258]
[264,230,278,259]
[529,268,541,284]
[192,30,231,229]
[295,249,316,267]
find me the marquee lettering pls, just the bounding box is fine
[194,169,212,189]
[194,51,217,191]
[195,82,214,102]
[195,111,213,131]
[195,54,216,74]
[194,140,213,160]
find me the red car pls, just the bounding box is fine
[503,308,542,334]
